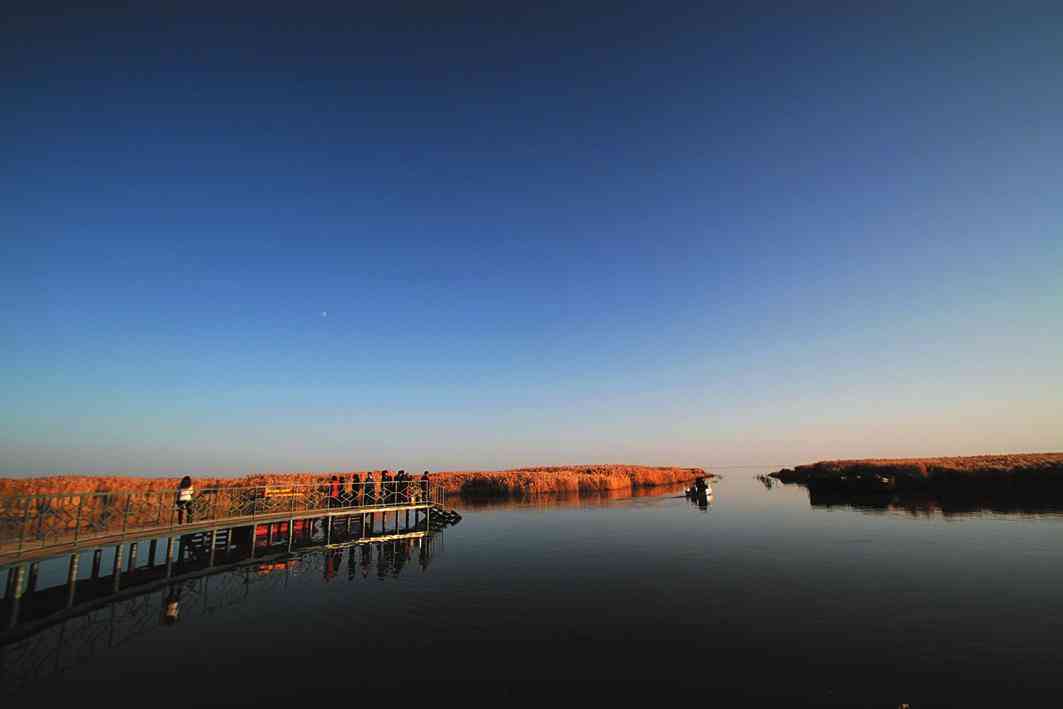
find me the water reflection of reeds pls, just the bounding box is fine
[804,485,1063,520]
[451,480,698,511]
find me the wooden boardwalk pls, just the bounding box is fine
[0,481,446,565]
[1,500,433,565]
[1,482,458,633]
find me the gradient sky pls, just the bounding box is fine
[3,2,1061,476]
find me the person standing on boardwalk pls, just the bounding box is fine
[176,476,194,524]
[381,470,391,504]
[328,475,341,508]
[364,471,375,505]
[350,472,361,507]
[337,475,348,507]
[363,471,376,533]
[420,471,430,503]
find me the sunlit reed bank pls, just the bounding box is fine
[0,465,705,499]
[771,453,1063,486]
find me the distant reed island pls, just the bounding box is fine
[0,465,707,499]
[770,453,1063,492]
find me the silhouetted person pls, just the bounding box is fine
[176,476,194,524]
[338,475,350,507]
[381,470,391,505]
[351,472,362,507]
[420,471,430,502]
[693,477,710,511]
[327,475,339,509]
[365,472,375,505]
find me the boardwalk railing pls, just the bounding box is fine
[0,481,444,560]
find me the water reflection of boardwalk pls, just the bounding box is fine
[0,526,447,692]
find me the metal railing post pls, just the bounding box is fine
[165,536,174,578]
[121,494,132,539]
[17,496,30,555]
[74,494,84,544]
[66,552,79,608]
[7,564,26,630]
[112,543,123,592]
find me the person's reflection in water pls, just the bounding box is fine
[347,546,357,581]
[324,550,339,582]
[360,544,372,579]
[418,537,432,571]
[161,585,182,626]
[393,540,409,577]
[377,543,393,581]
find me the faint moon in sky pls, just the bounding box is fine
[322,311,327,317]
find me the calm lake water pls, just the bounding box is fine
[5,472,1063,704]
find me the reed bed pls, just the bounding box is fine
[771,453,1063,484]
[1,465,706,499]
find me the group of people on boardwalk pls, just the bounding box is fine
[325,469,431,508]
[172,470,433,525]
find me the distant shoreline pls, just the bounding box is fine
[0,465,708,499]
[769,453,1063,491]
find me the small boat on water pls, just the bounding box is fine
[685,477,713,499]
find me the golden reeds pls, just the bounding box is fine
[771,453,1063,483]
[0,465,706,498]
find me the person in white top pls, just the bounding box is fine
[176,476,195,524]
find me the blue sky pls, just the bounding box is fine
[2,3,1061,475]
